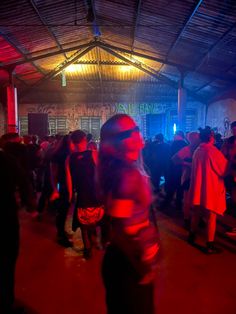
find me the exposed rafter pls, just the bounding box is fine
[19,44,96,99]
[195,64,236,92]
[99,44,205,103]
[157,0,204,74]
[187,21,236,95]
[0,41,95,67]
[36,45,96,81]
[193,22,236,72]
[0,37,233,86]
[0,30,45,77]
[130,0,142,53]
[29,0,68,60]
[74,60,128,65]
[98,40,186,69]
[97,40,234,84]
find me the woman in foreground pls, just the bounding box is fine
[98,114,159,314]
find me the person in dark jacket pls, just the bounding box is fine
[50,135,73,247]
[148,133,170,193]
[65,130,101,259]
[0,148,36,314]
[164,131,187,210]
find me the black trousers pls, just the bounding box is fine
[55,189,70,238]
[0,225,19,313]
[80,225,97,250]
[102,245,155,314]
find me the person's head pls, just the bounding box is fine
[187,132,200,147]
[87,133,93,142]
[53,134,73,157]
[174,130,185,141]
[70,130,87,152]
[87,141,97,151]
[215,133,222,142]
[199,127,215,144]
[231,121,236,137]
[23,135,32,145]
[0,132,21,147]
[31,135,38,145]
[155,133,164,143]
[100,114,144,162]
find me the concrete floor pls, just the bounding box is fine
[15,208,236,314]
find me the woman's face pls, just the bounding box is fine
[115,116,144,161]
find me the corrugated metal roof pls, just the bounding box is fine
[0,0,235,102]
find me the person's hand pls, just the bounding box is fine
[50,189,60,201]
[31,210,39,219]
[139,270,156,285]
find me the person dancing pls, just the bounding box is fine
[98,114,159,314]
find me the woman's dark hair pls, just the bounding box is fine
[155,133,164,142]
[97,114,146,200]
[52,134,71,158]
[70,130,86,144]
[198,126,214,143]
[87,133,93,142]
[231,121,236,129]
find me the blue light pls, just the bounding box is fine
[173,123,177,134]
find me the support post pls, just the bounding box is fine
[7,70,18,133]
[177,72,186,132]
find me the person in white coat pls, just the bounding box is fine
[188,127,228,254]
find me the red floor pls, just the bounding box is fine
[15,209,236,314]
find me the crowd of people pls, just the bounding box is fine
[0,115,236,314]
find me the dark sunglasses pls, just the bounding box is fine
[112,126,140,141]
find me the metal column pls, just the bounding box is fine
[177,72,187,132]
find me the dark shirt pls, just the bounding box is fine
[0,150,34,230]
[109,159,151,226]
[4,142,30,174]
[170,139,187,157]
[51,151,68,189]
[149,141,170,172]
[105,158,159,278]
[69,150,99,207]
[26,143,41,170]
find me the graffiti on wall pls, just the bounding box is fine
[22,103,169,117]
[27,104,57,114]
[17,101,204,137]
[206,99,236,138]
[116,103,169,115]
[19,103,170,131]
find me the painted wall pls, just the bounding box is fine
[206,98,236,137]
[16,102,205,139]
[0,101,206,138]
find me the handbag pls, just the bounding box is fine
[77,206,104,225]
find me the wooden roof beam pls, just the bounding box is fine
[194,22,236,72]
[131,0,143,53]
[99,44,206,103]
[98,40,235,84]
[0,30,45,76]
[19,45,96,99]
[157,0,204,74]
[0,41,96,67]
[28,0,68,60]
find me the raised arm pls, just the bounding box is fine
[65,155,73,203]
